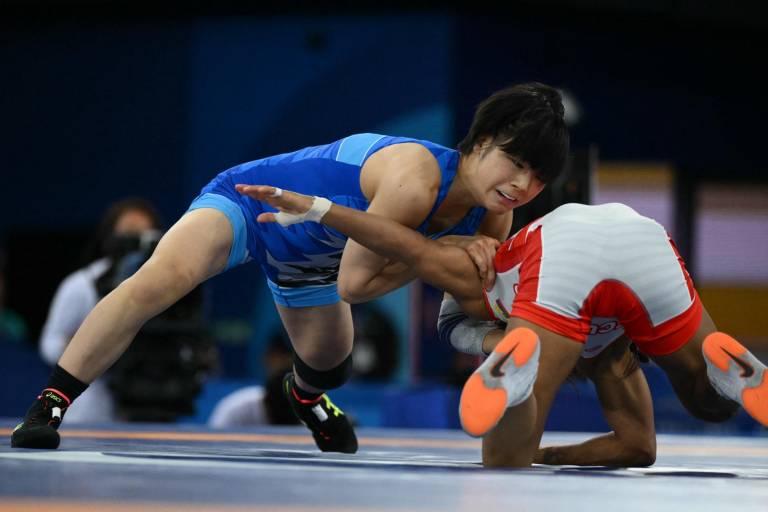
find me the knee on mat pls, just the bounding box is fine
[482,449,534,468]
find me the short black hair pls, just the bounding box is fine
[457,82,569,183]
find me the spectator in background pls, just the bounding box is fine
[39,198,162,423]
[209,331,299,427]
[209,303,398,429]
[348,303,399,382]
[0,251,28,343]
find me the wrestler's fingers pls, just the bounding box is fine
[257,212,278,223]
[470,251,488,275]
[483,266,497,290]
[235,184,277,199]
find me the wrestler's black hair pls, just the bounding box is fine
[458,82,569,184]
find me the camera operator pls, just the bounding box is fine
[39,199,162,423]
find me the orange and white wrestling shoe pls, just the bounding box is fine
[703,332,768,427]
[459,327,540,437]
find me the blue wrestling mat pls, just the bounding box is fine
[1,421,767,511]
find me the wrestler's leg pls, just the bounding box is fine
[59,208,232,381]
[650,306,767,425]
[274,299,358,453]
[276,300,354,393]
[12,208,234,448]
[475,318,583,467]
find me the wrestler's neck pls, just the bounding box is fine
[445,153,482,210]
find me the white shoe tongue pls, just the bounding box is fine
[311,404,329,422]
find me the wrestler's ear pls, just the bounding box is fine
[473,137,493,157]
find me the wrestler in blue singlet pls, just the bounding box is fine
[188,133,487,307]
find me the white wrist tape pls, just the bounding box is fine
[451,319,498,356]
[273,194,332,227]
[437,296,497,356]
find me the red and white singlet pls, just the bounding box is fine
[483,203,702,357]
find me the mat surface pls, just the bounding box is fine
[1,421,767,511]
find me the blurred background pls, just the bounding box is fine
[1,1,766,434]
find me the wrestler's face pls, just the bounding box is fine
[469,143,545,214]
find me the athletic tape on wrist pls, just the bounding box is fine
[451,319,498,356]
[437,297,496,356]
[273,193,332,227]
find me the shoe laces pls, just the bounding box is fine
[321,395,343,418]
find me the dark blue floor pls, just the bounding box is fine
[1,421,767,512]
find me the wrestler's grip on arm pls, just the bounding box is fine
[461,235,500,290]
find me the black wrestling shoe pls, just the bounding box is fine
[283,373,358,454]
[11,389,69,449]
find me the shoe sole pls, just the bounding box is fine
[283,372,358,454]
[11,424,61,449]
[459,327,540,438]
[703,332,768,427]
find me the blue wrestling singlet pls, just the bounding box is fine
[188,133,487,307]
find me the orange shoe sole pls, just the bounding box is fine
[459,327,539,437]
[743,373,768,427]
[703,333,747,372]
[703,332,768,427]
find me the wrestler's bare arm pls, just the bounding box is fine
[337,143,438,302]
[236,185,486,315]
[534,339,657,467]
[326,201,487,309]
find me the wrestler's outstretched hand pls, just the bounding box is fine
[235,184,313,223]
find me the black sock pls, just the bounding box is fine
[292,381,322,403]
[45,364,89,404]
